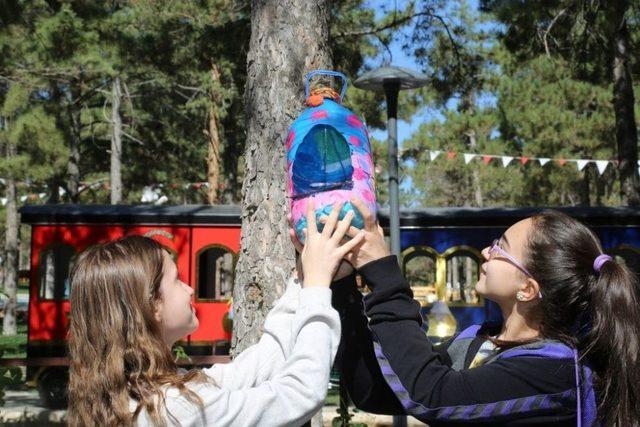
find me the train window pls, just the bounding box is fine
[38,245,76,300]
[197,246,235,300]
[402,247,438,305]
[444,249,482,306]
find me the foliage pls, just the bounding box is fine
[400,0,632,207]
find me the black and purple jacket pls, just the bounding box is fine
[331,255,599,426]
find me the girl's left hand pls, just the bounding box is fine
[301,201,364,288]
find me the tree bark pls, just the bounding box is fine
[3,137,19,336]
[110,77,123,205]
[64,88,82,203]
[608,0,640,205]
[232,0,332,356]
[465,129,484,207]
[207,65,222,205]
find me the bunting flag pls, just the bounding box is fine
[538,158,551,166]
[430,150,441,161]
[482,155,493,165]
[464,153,476,164]
[519,156,530,166]
[557,159,568,166]
[595,160,609,175]
[501,156,513,167]
[446,151,457,160]
[576,160,590,171]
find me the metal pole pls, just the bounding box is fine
[384,80,401,259]
[384,80,407,427]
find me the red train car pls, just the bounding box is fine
[21,204,241,362]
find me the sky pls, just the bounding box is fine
[364,0,430,146]
[359,0,469,196]
[361,0,487,147]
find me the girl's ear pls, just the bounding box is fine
[519,277,541,302]
[153,298,163,323]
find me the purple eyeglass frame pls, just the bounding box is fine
[489,239,542,299]
[489,239,533,278]
[489,240,543,299]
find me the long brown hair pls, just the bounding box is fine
[525,210,640,426]
[68,235,207,426]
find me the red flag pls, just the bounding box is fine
[482,155,493,165]
[447,151,457,160]
[557,159,567,167]
[520,156,529,165]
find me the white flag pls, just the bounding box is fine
[430,150,441,161]
[576,160,590,171]
[538,158,551,166]
[464,153,476,164]
[595,160,609,175]
[501,156,514,167]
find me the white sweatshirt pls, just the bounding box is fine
[132,278,340,427]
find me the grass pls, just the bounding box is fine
[0,324,28,359]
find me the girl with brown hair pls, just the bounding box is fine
[68,202,363,426]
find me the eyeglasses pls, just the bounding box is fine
[488,239,533,278]
[488,239,542,299]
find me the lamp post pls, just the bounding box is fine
[354,66,428,261]
[354,65,428,427]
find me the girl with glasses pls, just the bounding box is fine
[319,198,640,426]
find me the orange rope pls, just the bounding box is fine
[310,86,341,101]
[306,86,341,106]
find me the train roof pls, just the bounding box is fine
[20,204,242,225]
[20,204,640,227]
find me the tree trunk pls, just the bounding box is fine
[465,257,473,302]
[465,129,484,207]
[3,140,19,336]
[232,0,332,356]
[66,95,81,203]
[579,163,591,206]
[207,65,222,205]
[608,0,640,205]
[451,256,459,301]
[111,77,123,204]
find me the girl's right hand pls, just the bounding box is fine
[300,201,364,288]
[344,197,391,269]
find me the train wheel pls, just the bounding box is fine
[36,367,68,409]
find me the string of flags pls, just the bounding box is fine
[422,150,628,176]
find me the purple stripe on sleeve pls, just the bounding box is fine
[497,344,574,360]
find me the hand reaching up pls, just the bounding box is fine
[298,200,364,288]
[343,197,391,269]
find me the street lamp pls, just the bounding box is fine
[354,65,428,427]
[354,66,428,259]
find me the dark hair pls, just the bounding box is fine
[524,210,640,426]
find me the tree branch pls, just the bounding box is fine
[543,7,568,57]
[334,10,439,38]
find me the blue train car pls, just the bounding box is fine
[377,206,640,333]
